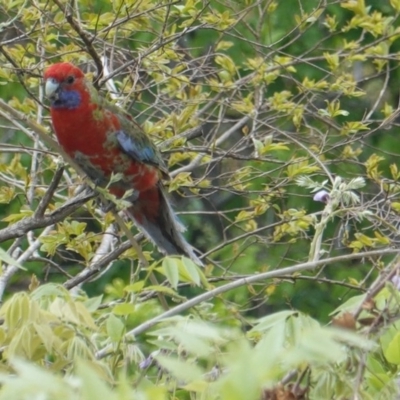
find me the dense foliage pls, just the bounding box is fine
[0,0,400,398]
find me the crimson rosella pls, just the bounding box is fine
[44,62,202,265]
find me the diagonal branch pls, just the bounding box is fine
[95,248,399,359]
[0,190,96,243]
[63,239,133,289]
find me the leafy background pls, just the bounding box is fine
[0,0,400,398]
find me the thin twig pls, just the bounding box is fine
[0,225,54,301]
[51,0,104,86]
[35,165,65,217]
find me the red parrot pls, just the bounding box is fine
[44,62,202,265]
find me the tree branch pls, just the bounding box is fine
[0,190,96,243]
[95,248,399,359]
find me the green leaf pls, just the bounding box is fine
[330,294,365,315]
[216,41,234,51]
[0,358,70,399]
[249,310,296,333]
[286,160,320,178]
[0,186,15,203]
[391,0,400,12]
[0,248,26,270]
[254,321,286,371]
[145,285,180,297]
[162,257,179,289]
[218,339,263,400]
[33,322,59,353]
[155,355,204,382]
[124,281,145,293]
[180,257,201,286]
[75,360,116,400]
[287,327,345,365]
[384,332,400,364]
[106,314,125,343]
[31,283,69,300]
[112,303,135,316]
[83,295,103,312]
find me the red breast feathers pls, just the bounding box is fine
[44,62,160,193]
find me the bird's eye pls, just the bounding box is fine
[66,75,75,84]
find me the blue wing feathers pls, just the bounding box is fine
[116,130,155,163]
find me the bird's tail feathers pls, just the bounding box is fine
[127,185,203,266]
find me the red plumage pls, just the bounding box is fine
[44,62,202,265]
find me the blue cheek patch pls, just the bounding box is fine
[116,130,155,163]
[51,89,81,109]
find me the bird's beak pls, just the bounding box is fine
[45,78,60,100]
